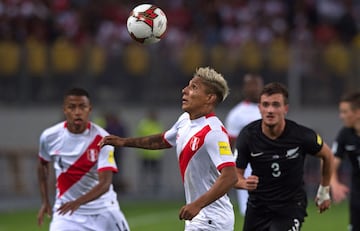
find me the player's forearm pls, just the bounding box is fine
[330,157,341,185]
[320,153,334,186]
[75,183,109,206]
[37,164,50,203]
[234,168,246,189]
[124,134,170,149]
[195,167,237,208]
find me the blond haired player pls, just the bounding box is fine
[99,67,238,231]
[37,88,130,231]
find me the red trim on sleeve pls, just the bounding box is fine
[217,162,235,171]
[38,156,49,164]
[98,166,118,173]
[161,133,172,147]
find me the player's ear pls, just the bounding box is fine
[207,93,217,104]
[284,104,289,114]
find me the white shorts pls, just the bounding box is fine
[50,207,130,231]
[184,210,234,231]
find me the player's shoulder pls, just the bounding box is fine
[285,119,319,141]
[243,119,261,131]
[206,113,225,130]
[90,122,110,136]
[285,119,312,132]
[41,121,65,136]
[336,126,355,139]
[337,126,353,135]
[178,112,190,121]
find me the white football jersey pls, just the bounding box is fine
[164,112,235,220]
[225,101,261,139]
[39,121,119,215]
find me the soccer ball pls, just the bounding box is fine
[127,4,167,44]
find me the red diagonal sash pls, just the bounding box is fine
[179,125,211,182]
[57,135,102,197]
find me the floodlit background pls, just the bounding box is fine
[0,0,358,229]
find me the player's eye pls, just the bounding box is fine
[272,102,281,108]
[262,102,269,107]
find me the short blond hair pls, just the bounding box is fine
[194,67,229,103]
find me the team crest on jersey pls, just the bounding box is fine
[87,149,99,162]
[190,137,200,151]
[218,141,232,155]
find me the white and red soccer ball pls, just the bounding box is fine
[127,4,167,44]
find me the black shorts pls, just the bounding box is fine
[350,190,360,231]
[243,201,307,231]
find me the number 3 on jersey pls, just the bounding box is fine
[271,162,281,177]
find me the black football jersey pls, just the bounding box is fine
[332,127,360,190]
[236,119,323,209]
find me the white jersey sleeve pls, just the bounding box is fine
[97,144,117,172]
[205,130,235,170]
[163,112,189,146]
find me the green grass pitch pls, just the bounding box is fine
[0,200,349,230]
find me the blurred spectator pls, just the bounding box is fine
[0,0,358,106]
[105,112,128,193]
[94,111,128,193]
[135,109,165,195]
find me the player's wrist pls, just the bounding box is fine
[316,185,330,205]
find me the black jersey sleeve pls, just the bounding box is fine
[235,128,250,169]
[300,125,323,155]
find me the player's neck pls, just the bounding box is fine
[262,122,285,140]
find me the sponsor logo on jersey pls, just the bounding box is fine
[87,149,99,162]
[286,147,299,159]
[190,136,200,151]
[108,150,115,164]
[250,152,264,157]
[316,134,323,145]
[345,145,356,151]
[218,141,231,155]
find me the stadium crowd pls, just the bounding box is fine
[0,0,359,106]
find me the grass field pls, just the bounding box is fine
[0,199,349,231]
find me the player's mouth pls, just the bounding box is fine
[74,118,83,124]
[265,114,275,120]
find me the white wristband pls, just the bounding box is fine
[316,185,330,205]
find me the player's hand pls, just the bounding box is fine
[331,182,349,203]
[57,200,81,215]
[37,203,52,226]
[98,135,124,147]
[245,175,259,191]
[315,198,331,213]
[178,203,201,221]
[315,185,331,213]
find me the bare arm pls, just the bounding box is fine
[178,166,238,220]
[315,143,334,213]
[99,134,171,150]
[37,159,52,226]
[234,168,258,190]
[229,137,237,152]
[57,170,114,215]
[330,156,349,203]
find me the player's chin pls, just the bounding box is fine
[181,103,189,111]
